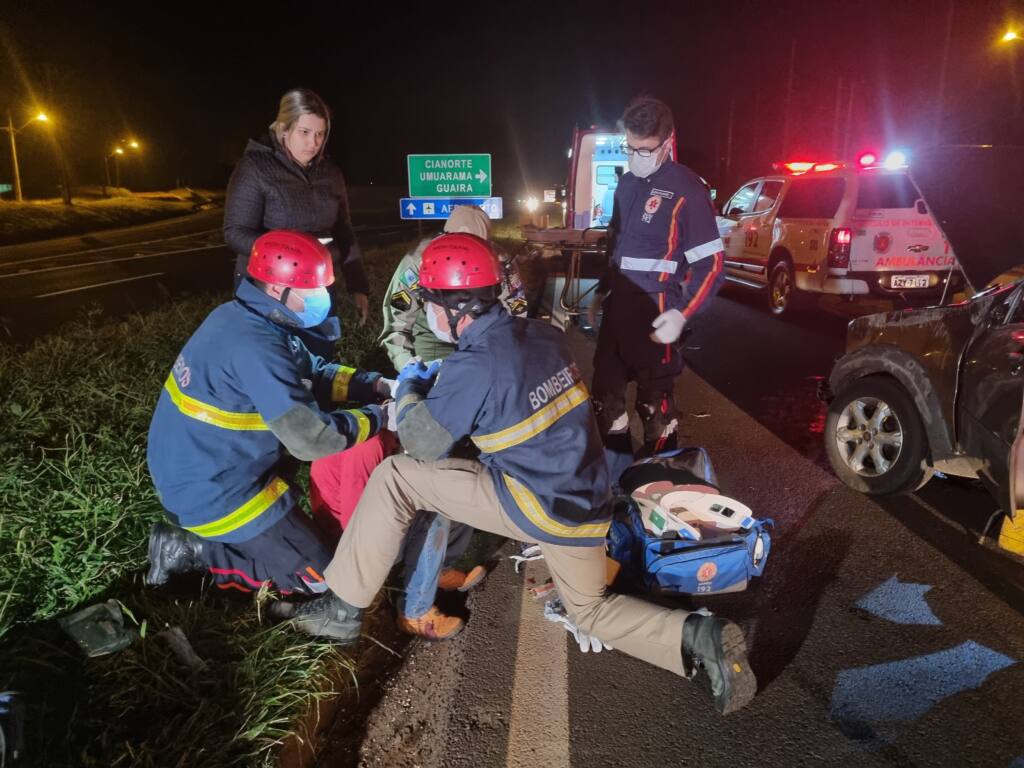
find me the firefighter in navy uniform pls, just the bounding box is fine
[589,97,725,472]
[144,230,390,597]
[270,234,756,716]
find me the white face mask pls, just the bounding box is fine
[628,149,664,179]
[426,304,455,343]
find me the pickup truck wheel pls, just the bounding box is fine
[768,260,796,316]
[825,376,930,495]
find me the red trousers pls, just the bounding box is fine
[310,431,399,545]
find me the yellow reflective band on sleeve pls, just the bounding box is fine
[503,474,610,539]
[331,366,357,403]
[164,374,268,431]
[185,476,289,538]
[473,382,588,453]
[345,409,372,445]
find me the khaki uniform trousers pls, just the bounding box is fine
[324,454,688,676]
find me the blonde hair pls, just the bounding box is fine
[270,88,331,156]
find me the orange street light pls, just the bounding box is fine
[1003,30,1021,43]
[1,109,51,202]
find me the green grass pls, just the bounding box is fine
[0,239,415,765]
[0,196,198,246]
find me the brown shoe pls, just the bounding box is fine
[438,565,488,592]
[397,606,464,640]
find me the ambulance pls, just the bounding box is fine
[715,151,961,316]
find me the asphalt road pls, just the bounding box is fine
[350,286,1024,768]
[0,210,418,341]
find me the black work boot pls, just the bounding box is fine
[268,591,364,646]
[145,522,205,586]
[682,614,756,715]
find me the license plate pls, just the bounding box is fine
[891,274,930,289]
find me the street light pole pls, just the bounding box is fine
[5,110,23,203]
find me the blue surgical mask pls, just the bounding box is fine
[293,287,331,328]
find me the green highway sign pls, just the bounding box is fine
[407,154,491,198]
[0,184,12,194]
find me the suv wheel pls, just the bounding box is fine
[824,375,930,495]
[768,260,796,316]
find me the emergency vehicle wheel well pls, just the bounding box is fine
[828,346,956,462]
[768,248,792,272]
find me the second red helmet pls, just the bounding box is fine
[419,233,501,291]
[247,230,335,289]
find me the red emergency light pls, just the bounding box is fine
[774,160,844,175]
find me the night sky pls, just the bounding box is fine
[1,0,1021,199]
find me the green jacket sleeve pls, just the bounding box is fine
[379,241,430,370]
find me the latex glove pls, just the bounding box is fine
[383,400,397,431]
[397,358,442,385]
[374,377,397,399]
[650,308,686,344]
[543,599,613,653]
[587,292,606,329]
[353,293,369,326]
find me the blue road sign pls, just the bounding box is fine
[400,197,503,220]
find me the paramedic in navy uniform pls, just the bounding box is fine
[588,97,725,474]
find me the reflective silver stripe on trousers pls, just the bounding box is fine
[684,238,726,263]
[619,256,678,274]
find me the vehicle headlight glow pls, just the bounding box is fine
[525,197,539,212]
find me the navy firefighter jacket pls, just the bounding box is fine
[396,308,612,546]
[147,279,383,543]
[603,161,725,321]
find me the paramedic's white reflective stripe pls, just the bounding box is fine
[331,366,357,402]
[164,374,268,431]
[619,256,679,274]
[185,476,289,538]
[503,474,611,539]
[345,409,372,445]
[684,237,726,263]
[473,382,588,453]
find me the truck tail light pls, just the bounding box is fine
[828,227,853,268]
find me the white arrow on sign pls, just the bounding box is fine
[475,169,488,184]
[406,202,416,215]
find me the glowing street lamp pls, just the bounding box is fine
[1,110,51,202]
[1002,30,1021,43]
[104,139,142,194]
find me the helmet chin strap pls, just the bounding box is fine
[442,301,474,342]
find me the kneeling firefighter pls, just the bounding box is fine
[269,233,756,715]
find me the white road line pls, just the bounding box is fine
[0,243,226,280]
[0,227,224,268]
[35,272,167,298]
[505,559,570,768]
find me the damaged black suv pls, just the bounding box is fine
[822,146,1024,510]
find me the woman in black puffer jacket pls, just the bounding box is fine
[224,88,370,329]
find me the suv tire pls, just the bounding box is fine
[825,375,930,495]
[768,259,797,316]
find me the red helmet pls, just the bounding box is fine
[420,233,501,290]
[247,230,334,289]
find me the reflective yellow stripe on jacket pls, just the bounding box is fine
[332,366,357,402]
[503,474,610,539]
[185,476,290,538]
[164,374,268,431]
[345,409,372,445]
[472,381,589,453]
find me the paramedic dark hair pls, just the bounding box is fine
[621,97,674,142]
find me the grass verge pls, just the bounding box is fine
[0,238,416,765]
[0,196,199,247]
